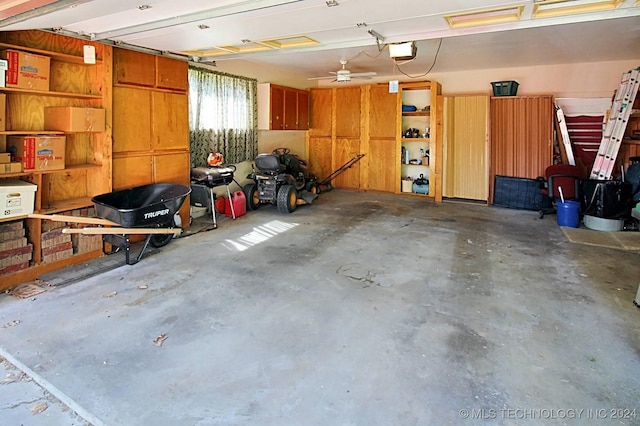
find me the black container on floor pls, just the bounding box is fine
[493,175,552,211]
[582,179,632,219]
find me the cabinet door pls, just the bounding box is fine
[114,48,155,87]
[334,137,360,189]
[369,85,397,138]
[297,90,309,130]
[443,95,489,201]
[156,56,188,92]
[270,85,284,130]
[367,138,396,192]
[152,91,189,151]
[113,87,152,153]
[113,155,153,190]
[310,88,332,136]
[284,88,297,130]
[335,87,361,138]
[308,137,332,181]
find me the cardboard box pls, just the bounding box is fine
[0,152,9,163]
[44,107,105,132]
[0,179,37,219]
[0,162,22,174]
[0,49,50,91]
[8,135,65,171]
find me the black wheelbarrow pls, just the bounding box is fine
[31,183,191,265]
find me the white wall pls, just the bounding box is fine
[309,59,639,98]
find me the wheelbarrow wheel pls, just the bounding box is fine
[149,219,175,248]
[277,184,297,213]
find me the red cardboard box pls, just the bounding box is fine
[8,135,65,171]
[0,49,50,91]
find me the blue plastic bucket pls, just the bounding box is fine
[557,200,580,228]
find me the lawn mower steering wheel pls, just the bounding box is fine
[273,148,290,155]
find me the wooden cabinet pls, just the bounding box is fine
[364,84,396,192]
[397,81,443,201]
[114,49,188,92]
[258,83,309,130]
[0,30,113,290]
[112,47,190,226]
[489,95,554,202]
[307,82,443,198]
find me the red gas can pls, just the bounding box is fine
[225,190,246,218]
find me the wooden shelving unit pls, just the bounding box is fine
[0,30,113,291]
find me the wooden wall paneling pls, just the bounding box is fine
[50,61,101,95]
[443,95,489,201]
[112,155,153,190]
[152,91,189,150]
[309,88,333,136]
[308,137,333,181]
[43,170,88,202]
[333,137,361,189]
[113,87,151,152]
[335,87,361,138]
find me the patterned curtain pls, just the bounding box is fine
[188,66,258,167]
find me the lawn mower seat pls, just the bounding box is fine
[255,153,284,174]
[538,164,583,218]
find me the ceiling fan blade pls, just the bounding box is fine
[307,75,337,80]
[350,72,377,77]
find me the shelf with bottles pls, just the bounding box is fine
[400,142,430,166]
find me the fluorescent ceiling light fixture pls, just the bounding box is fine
[444,5,524,28]
[260,35,318,49]
[182,35,317,57]
[533,0,623,18]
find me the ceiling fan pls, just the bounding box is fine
[308,60,377,83]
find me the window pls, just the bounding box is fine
[188,66,258,167]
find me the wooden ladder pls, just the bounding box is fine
[590,68,640,180]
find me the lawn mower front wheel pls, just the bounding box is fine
[243,183,261,211]
[277,184,297,213]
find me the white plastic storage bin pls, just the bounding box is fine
[0,179,37,219]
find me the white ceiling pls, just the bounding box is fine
[0,0,638,81]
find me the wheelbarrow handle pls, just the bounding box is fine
[62,227,182,235]
[29,213,119,227]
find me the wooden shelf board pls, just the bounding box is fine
[0,42,102,64]
[0,87,102,99]
[402,112,430,116]
[39,197,94,214]
[0,130,65,135]
[401,138,430,142]
[0,171,30,178]
[0,249,104,292]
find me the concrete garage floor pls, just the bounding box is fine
[0,189,639,425]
